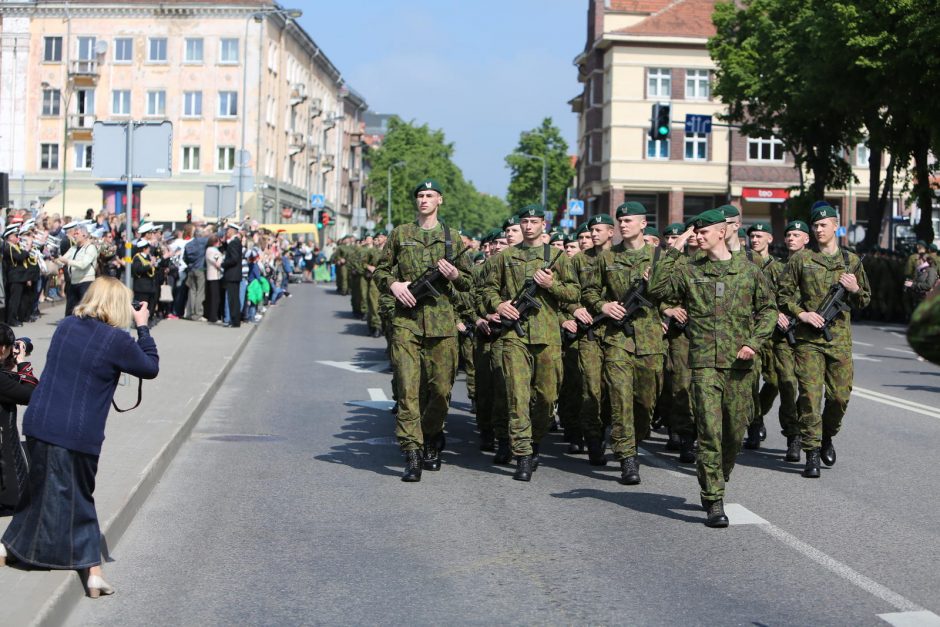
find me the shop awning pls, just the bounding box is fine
[259,223,319,234]
[742,187,790,203]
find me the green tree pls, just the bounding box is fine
[505,118,576,214]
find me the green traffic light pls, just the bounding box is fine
[658,126,669,136]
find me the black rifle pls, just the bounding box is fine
[458,320,475,339]
[591,277,653,337]
[562,319,596,343]
[490,249,564,338]
[407,245,470,303]
[666,315,691,340]
[781,315,799,347]
[782,254,863,344]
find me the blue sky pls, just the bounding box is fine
[295,0,585,198]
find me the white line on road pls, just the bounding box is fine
[853,386,940,421]
[878,611,940,626]
[885,347,917,356]
[368,388,388,401]
[317,360,388,374]
[853,353,883,362]
[636,447,687,478]
[729,505,927,614]
[853,340,875,347]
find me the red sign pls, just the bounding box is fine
[742,187,790,203]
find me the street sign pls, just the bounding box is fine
[204,184,236,219]
[568,199,585,216]
[365,220,376,231]
[231,166,254,192]
[351,207,367,227]
[836,226,847,237]
[310,194,325,208]
[559,218,575,228]
[684,114,713,135]
[92,121,173,179]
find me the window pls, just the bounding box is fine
[182,146,201,172]
[146,90,166,116]
[856,142,871,167]
[183,91,202,117]
[647,138,670,159]
[747,137,785,162]
[43,36,62,62]
[75,89,95,127]
[684,133,708,160]
[114,38,133,63]
[112,90,131,115]
[42,89,61,116]
[686,69,710,100]
[217,146,236,172]
[184,38,203,63]
[218,91,238,117]
[648,68,671,98]
[148,38,167,62]
[268,42,279,72]
[74,143,93,170]
[77,37,96,61]
[219,38,239,64]
[40,143,59,170]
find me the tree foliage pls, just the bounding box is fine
[505,118,576,214]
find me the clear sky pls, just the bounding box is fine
[294,0,586,199]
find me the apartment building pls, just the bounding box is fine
[0,0,366,230]
[573,0,888,235]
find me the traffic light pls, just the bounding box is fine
[321,211,331,226]
[650,103,671,140]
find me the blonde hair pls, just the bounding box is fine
[73,277,134,328]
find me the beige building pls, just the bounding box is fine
[573,0,891,237]
[0,0,367,234]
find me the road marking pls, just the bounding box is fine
[368,388,388,401]
[636,447,687,478]
[885,347,916,356]
[853,386,940,421]
[853,353,882,363]
[725,503,768,525]
[317,360,390,374]
[878,611,940,627]
[729,505,926,614]
[853,340,875,347]
[889,331,906,339]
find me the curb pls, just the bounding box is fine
[31,323,259,627]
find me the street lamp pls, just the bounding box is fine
[386,161,406,232]
[239,7,303,220]
[513,152,547,209]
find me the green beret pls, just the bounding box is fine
[616,201,646,217]
[692,209,727,229]
[643,226,659,237]
[662,223,684,237]
[502,214,520,230]
[785,220,810,234]
[413,178,443,197]
[518,204,545,218]
[737,227,746,238]
[472,252,486,263]
[718,204,740,218]
[930,244,938,252]
[565,234,578,245]
[549,231,565,243]
[916,240,927,248]
[487,228,503,241]
[574,223,590,236]
[810,203,839,222]
[747,222,772,235]
[586,213,614,227]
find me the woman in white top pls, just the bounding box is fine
[204,235,224,323]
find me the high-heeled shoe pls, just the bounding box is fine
[86,574,115,598]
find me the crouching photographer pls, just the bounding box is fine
[1,276,159,598]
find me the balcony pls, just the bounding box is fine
[69,59,99,87]
[288,132,305,155]
[309,97,323,118]
[289,83,307,107]
[321,154,335,171]
[68,113,96,141]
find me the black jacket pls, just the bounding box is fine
[221,237,243,283]
[132,253,157,293]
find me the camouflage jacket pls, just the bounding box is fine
[777,248,871,346]
[583,243,665,355]
[753,252,787,343]
[565,248,601,316]
[908,291,940,365]
[363,245,383,278]
[330,245,346,264]
[373,222,472,338]
[649,248,777,370]
[481,243,579,346]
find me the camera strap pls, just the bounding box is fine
[112,377,143,413]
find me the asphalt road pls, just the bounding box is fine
[67,284,940,626]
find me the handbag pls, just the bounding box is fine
[159,283,173,303]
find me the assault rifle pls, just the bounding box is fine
[666,315,691,340]
[407,245,470,303]
[490,249,564,338]
[781,315,799,347]
[591,278,653,337]
[562,319,596,343]
[781,254,863,344]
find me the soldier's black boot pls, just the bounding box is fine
[391,402,398,415]
[679,437,697,464]
[704,499,729,528]
[567,433,586,454]
[759,423,767,441]
[493,438,512,465]
[665,428,681,451]
[402,450,423,482]
[620,456,641,485]
[586,438,607,466]
[802,448,821,478]
[531,444,541,472]
[785,435,802,462]
[422,433,444,471]
[743,420,762,449]
[820,436,836,467]
[479,430,495,452]
[513,455,533,482]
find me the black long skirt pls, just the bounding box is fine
[1,438,101,570]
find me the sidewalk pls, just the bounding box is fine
[0,303,258,626]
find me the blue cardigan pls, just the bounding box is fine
[23,316,160,456]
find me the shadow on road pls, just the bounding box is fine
[313,407,401,478]
[550,488,703,524]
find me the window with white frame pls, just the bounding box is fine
[219,38,239,64]
[146,90,166,116]
[181,146,201,172]
[685,69,710,100]
[856,142,871,167]
[684,133,708,160]
[75,89,95,127]
[218,91,238,117]
[268,42,279,72]
[648,68,671,98]
[114,38,133,63]
[112,90,131,116]
[40,143,59,170]
[42,89,61,116]
[74,143,93,170]
[184,38,203,63]
[77,37,96,61]
[747,136,785,161]
[148,38,167,62]
[266,96,276,126]
[43,36,62,62]
[217,146,235,172]
[647,138,670,159]
[183,91,202,117]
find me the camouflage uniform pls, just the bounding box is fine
[566,248,605,445]
[777,248,871,450]
[481,243,579,457]
[365,245,383,332]
[650,248,777,502]
[659,252,697,442]
[453,280,477,408]
[347,245,364,316]
[373,223,472,452]
[469,263,495,438]
[908,291,940,365]
[583,244,665,461]
[556,313,583,441]
[332,244,349,295]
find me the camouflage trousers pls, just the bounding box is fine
[489,338,510,440]
[793,341,853,450]
[389,327,458,452]
[473,339,495,434]
[459,334,476,403]
[691,366,756,502]
[502,338,560,457]
[662,333,694,439]
[603,345,664,459]
[336,264,348,294]
[366,280,382,330]
[578,337,609,441]
[758,339,800,437]
[557,342,582,438]
[349,273,363,314]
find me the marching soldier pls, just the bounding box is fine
[470,231,502,450]
[364,232,385,338]
[650,209,776,527]
[373,179,473,482]
[777,203,871,478]
[557,232,584,451]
